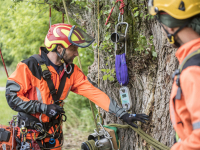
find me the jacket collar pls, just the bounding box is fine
[39,47,65,74]
[175,38,200,64]
[39,47,51,66]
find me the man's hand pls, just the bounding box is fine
[46,104,65,118]
[121,113,149,128]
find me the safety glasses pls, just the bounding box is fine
[68,25,95,48]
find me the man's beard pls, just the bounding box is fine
[64,57,74,65]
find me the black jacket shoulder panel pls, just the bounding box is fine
[22,57,42,80]
[182,53,200,71]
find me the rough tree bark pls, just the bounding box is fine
[49,0,179,149]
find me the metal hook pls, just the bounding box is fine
[118,13,123,23]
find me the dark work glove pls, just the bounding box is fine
[46,104,65,118]
[121,113,149,128]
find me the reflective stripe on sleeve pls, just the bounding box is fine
[193,122,200,130]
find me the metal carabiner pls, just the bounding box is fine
[61,114,67,122]
[34,123,44,133]
[118,13,123,23]
[20,121,27,134]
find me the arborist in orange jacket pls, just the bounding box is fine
[5,23,149,149]
[148,0,200,149]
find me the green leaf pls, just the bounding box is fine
[103,75,108,80]
[134,11,139,17]
[111,69,115,74]
[152,51,157,57]
[106,69,110,73]
[101,69,106,72]
[108,76,115,81]
[132,7,138,12]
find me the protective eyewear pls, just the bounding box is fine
[68,25,95,48]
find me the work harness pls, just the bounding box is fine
[16,54,68,150]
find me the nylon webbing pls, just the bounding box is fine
[31,54,66,102]
[108,124,170,150]
[179,49,200,71]
[115,53,129,86]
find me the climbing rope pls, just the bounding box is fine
[0,48,9,78]
[108,124,170,150]
[49,4,51,28]
[62,0,99,134]
[62,13,64,23]
[105,0,125,25]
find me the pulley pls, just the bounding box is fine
[81,123,117,150]
[110,14,128,56]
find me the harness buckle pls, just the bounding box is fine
[50,89,57,95]
[61,114,67,122]
[54,100,62,105]
[171,69,180,80]
[34,123,44,133]
[43,70,51,79]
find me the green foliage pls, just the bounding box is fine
[73,46,94,75]
[0,72,8,87]
[0,91,18,125]
[0,0,64,65]
[101,69,115,81]
[64,92,97,132]
[71,0,88,9]
[134,34,157,58]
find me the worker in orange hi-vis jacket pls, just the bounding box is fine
[5,23,149,150]
[148,0,200,149]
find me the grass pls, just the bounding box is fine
[0,67,8,87]
[0,66,15,86]
[0,74,7,86]
[0,91,17,125]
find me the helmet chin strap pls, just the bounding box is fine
[56,47,66,64]
[159,21,190,48]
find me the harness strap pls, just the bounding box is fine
[31,54,58,102]
[31,54,67,103]
[172,49,200,100]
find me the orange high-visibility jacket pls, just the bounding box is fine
[6,47,127,123]
[170,38,200,150]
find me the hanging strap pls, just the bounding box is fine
[105,0,125,25]
[31,54,67,103]
[49,4,51,28]
[115,53,129,86]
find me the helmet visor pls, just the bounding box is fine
[148,0,157,15]
[68,25,95,48]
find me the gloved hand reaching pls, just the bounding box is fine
[120,113,149,128]
[46,104,65,118]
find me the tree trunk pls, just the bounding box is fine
[50,0,179,149]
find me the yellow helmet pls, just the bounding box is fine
[148,0,200,19]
